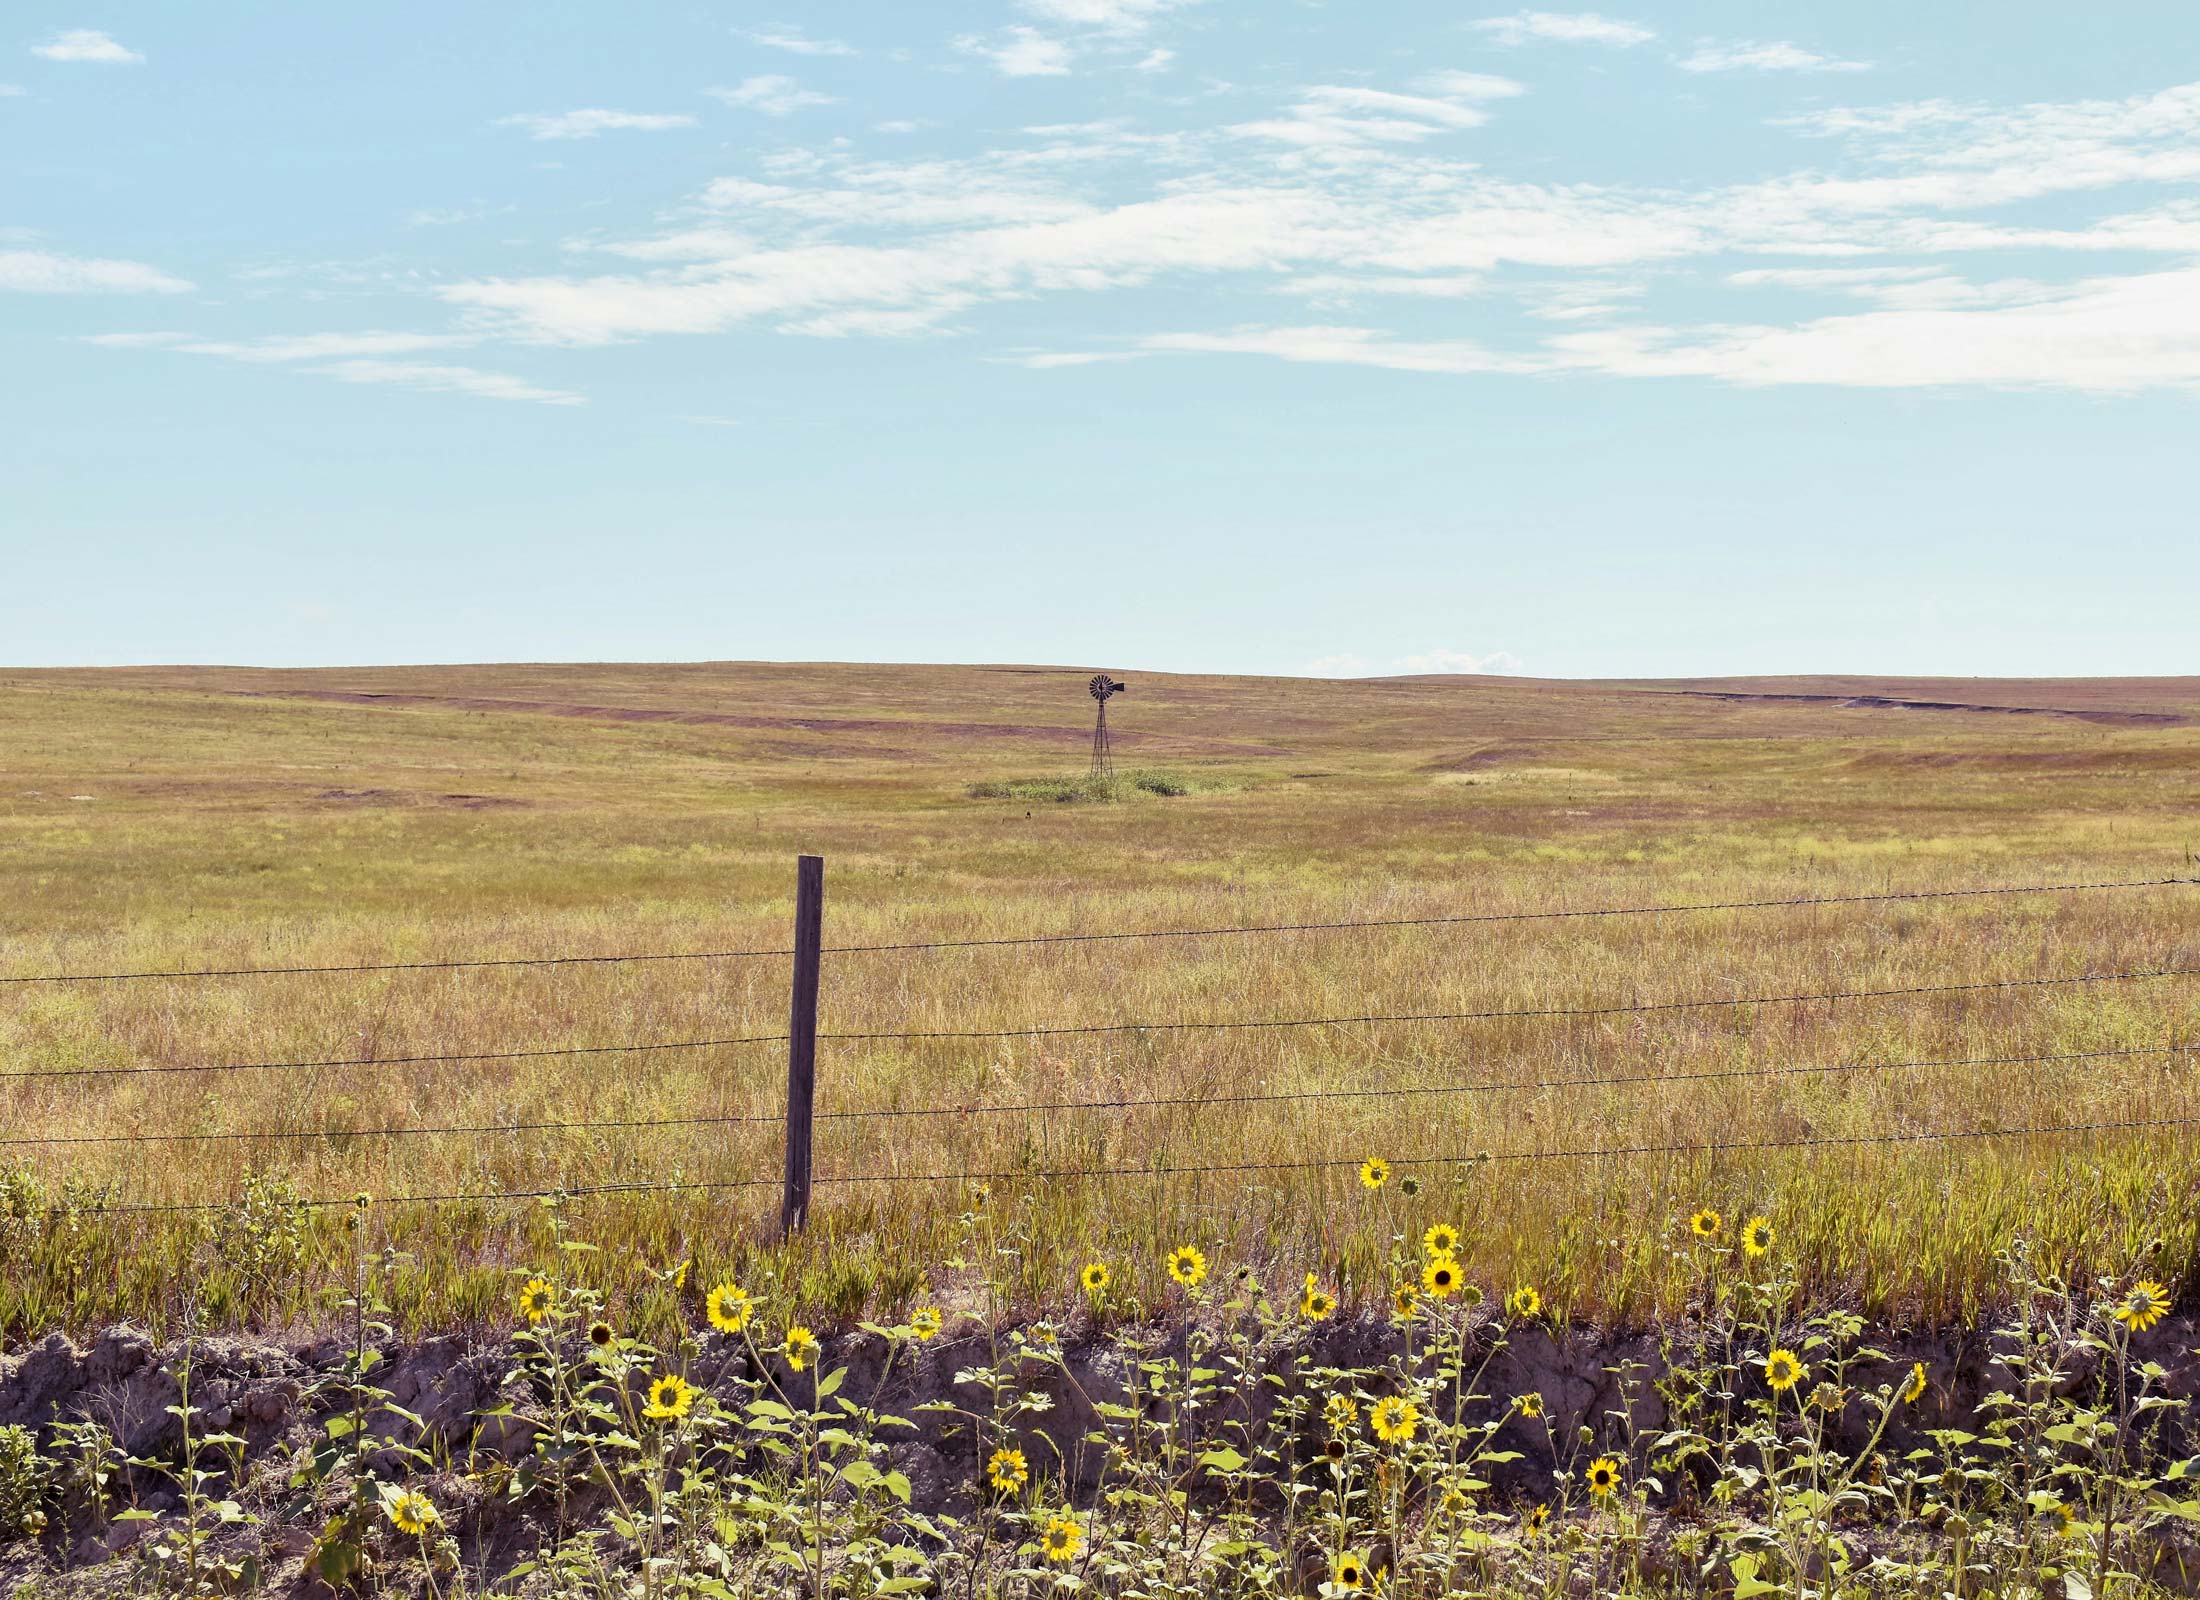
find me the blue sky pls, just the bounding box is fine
[5,3,2197,677]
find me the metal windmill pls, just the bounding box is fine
[1087,673,1128,781]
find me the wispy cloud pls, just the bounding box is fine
[87,330,584,404]
[499,108,697,140]
[708,75,838,115]
[1135,48,1175,73]
[0,83,24,96]
[956,28,1076,78]
[1307,648,1521,676]
[1471,12,1654,48]
[747,27,855,57]
[1,248,191,293]
[29,28,142,63]
[1020,0,1194,32]
[1678,40,1870,74]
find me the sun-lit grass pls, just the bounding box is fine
[1,662,2196,1340]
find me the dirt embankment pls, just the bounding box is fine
[6,1312,2200,1594]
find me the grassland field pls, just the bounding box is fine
[2,662,2197,1344]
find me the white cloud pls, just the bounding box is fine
[316,360,584,405]
[1308,648,1520,676]
[86,329,582,404]
[1471,12,1653,47]
[1135,48,1175,73]
[0,248,191,293]
[1020,0,1192,31]
[1414,70,1528,100]
[747,27,854,57]
[1305,653,1374,677]
[674,413,743,427]
[1679,40,1870,74]
[707,75,838,115]
[421,73,2200,396]
[957,28,1075,77]
[1233,84,1501,152]
[499,108,697,140]
[30,28,141,63]
[1391,647,1522,675]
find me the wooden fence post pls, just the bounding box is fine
[781,854,824,1238]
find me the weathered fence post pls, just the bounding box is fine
[781,854,824,1237]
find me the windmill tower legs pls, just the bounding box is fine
[1090,698,1114,782]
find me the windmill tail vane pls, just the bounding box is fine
[1088,673,1127,781]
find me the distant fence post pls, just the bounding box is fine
[781,854,824,1238]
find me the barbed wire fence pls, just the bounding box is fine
[1,864,2194,1229]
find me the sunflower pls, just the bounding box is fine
[643,1373,696,1421]
[587,1320,615,1349]
[1523,1504,1551,1540]
[2115,1279,2173,1333]
[1333,1552,1368,1589]
[705,1281,754,1335]
[1359,1157,1390,1190]
[1370,1395,1420,1444]
[1506,1285,1541,1320]
[1041,1516,1084,1564]
[1689,1207,1722,1241]
[1741,1216,1774,1258]
[909,1306,943,1342]
[1585,1456,1622,1498]
[1393,1283,1419,1321]
[383,1489,438,1535]
[1422,1256,1463,1299]
[1166,1244,1208,1288]
[516,1277,554,1327]
[1423,1222,1462,1258]
[1324,1393,1359,1434]
[1080,1260,1111,1294]
[1517,1391,1544,1419]
[670,1258,691,1291]
[1764,1348,1805,1392]
[1301,1273,1336,1320]
[987,1446,1029,1493]
[785,1325,820,1373]
[1902,1362,1929,1404]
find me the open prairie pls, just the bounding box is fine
[3,663,2197,1339]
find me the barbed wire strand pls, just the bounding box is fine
[0,1032,785,1085]
[53,1110,2200,1215]
[822,963,2200,1043]
[4,874,2188,986]
[6,963,2191,1085]
[8,1041,2186,1147]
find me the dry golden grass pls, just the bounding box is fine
[1,662,2196,1339]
